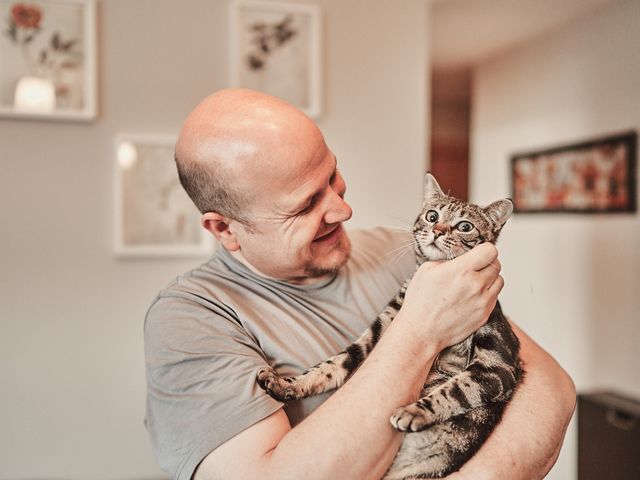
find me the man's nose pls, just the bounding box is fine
[324,192,352,225]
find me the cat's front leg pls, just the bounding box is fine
[257,354,352,401]
[390,360,520,432]
[257,367,305,401]
[257,280,410,402]
[390,401,439,432]
[389,370,452,432]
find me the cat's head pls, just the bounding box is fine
[413,173,513,262]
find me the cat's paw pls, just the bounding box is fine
[390,404,436,432]
[256,368,302,401]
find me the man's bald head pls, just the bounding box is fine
[175,88,317,225]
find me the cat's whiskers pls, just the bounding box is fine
[381,224,412,234]
[385,245,416,263]
[383,214,415,229]
[387,249,415,266]
[385,240,415,256]
[384,241,416,264]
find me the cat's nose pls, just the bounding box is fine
[433,223,448,237]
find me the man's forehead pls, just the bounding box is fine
[290,148,336,183]
[264,152,338,209]
[291,152,337,190]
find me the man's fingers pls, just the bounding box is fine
[418,259,445,271]
[459,243,499,271]
[488,258,501,273]
[487,274,505,298]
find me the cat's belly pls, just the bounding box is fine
[383,423,451,479]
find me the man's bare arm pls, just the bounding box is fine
[446,321,576,480]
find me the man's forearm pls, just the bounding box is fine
[449,321,576,480]
[198,309,442,480]
[262,312,439,480]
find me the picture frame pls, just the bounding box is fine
[0,0,97,121]
[230,0,322,118]
[114,135,214,258]
[511,131,637,214]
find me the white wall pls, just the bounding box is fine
[0,1,428,478]
[470,1,640,479]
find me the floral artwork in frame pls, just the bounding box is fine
[511,131,637,213]
[230,0,322,118]
[114,136,214,258]
[0,0,97,121]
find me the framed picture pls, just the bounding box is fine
[114,136,214,258]
[0,0,97,121]
[230,0,322,118]
[511,131,637,213]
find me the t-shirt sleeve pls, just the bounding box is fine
[144,292,283,480]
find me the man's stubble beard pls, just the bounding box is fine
[304,233,352,278]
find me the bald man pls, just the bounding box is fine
[144,89,575,480]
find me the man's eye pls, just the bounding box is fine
[297,203,314,215]
[424,210,439,223]
[456,221,474,232]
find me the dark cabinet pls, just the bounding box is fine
[578,391,640,480]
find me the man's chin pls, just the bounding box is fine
[306,232,351,277]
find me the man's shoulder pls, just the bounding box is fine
[346,226,415,278]
[144,251,240,327]
[348,226,412,252]
[151,256,221,300]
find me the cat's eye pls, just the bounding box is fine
[456,221,475,233]
[424,210,439,223]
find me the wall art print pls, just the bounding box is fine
[230,0,322,118]
[511,131,637,213]
[0,0,96,121]
[114,136,214,258]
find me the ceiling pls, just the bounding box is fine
[430,0,620,69]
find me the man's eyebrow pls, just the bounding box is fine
[292,161,338,212]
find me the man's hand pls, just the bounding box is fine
[400,243,504,350]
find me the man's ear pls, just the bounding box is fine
[201,212,241,251]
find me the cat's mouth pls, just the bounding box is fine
[418,235,468,261]
[418,240,449,261]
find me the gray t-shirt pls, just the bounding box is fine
[144,227,415,480]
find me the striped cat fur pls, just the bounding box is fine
[257,173,523,479]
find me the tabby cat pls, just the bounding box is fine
[257,173,523,479]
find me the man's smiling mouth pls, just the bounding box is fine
[313,225,341,243]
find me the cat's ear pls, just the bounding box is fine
[424,172,444,201]
[484,199,513,226]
